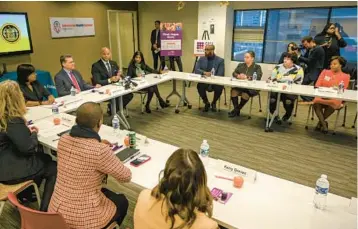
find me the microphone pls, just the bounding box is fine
[123,76,138,89]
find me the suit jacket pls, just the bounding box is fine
[150,29,160,51]
[134,189,219,229]
[48,127,132,229]
[194,55,225,77]
[232,62,263,80]
[127,63,158,78]
[298,45,325,81]
[0,117,44,182]
[91,59,120,86]
[20,81,51,102]
[54,69,93,97]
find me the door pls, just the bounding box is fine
[107,10,138,72]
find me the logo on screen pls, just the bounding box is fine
[1,24,20,43]
[53,21,61,33]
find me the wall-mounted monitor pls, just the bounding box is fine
[0,12,33,56]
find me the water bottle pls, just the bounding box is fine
[338,80,344,94]
[199,140,210,165]
[313,174,329,210]
[164,65,169,71]
[52,103,59,115]
[252,72,257,82]
[112,115,120,135]
[70,86,76,96]
[210,68,215,77]
[287,78,293,89]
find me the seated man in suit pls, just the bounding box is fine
[91,47,133,114]
[55,54,101,97]
[195,44,225,112]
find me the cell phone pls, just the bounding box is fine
[130,154,151,167]
[111,144,123,151]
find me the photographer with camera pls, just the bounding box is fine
[278,42,301,65]
[298,36,325,102]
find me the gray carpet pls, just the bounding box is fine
[1,80,356,229]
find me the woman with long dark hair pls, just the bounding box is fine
[17,64,55,106]
[278,42,300,64]
[314,23,347,69]
[133,148,218,229]
[127,51,169,113]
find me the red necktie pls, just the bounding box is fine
[69,72,81,92]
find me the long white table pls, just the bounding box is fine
[169,71,357,131]
[27,112,357,229]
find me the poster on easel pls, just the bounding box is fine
[160,22,182,56]
[193,40,216,56]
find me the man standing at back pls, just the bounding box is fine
[55,54,101,97]
[91,47,133,114]
[299,36,325,102]
[49,102,131,229]
[195,44,225,112]
[151,20,165,70]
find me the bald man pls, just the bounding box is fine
[91,47,133,114]
[195,44,225,112]
[49,102,131,229]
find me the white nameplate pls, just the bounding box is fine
[111,88,124,95]
[188,73,201,78]
[160,73,168,77]
[267,83,279,88]
[64,98,83,106]
[217,159,257,183]
[316,87,337,94]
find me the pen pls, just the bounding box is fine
[52,138,60,142]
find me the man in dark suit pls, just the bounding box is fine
[151,20,165,71]
[55,54,101,97]
[91,47,133,114]
[195,44,225,112]
[299,36,325,101]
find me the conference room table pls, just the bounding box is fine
[38,73,173,129]
[168,71,358,131]
[27,112,357,229]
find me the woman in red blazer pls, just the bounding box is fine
[49,102,132,229]
[313,56,350,133]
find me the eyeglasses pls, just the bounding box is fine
[205,49,213,51]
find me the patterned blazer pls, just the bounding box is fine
[48,135,132,229]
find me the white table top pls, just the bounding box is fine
[169,71,357,103]
[32,113,357,229]
[25,106,54,122]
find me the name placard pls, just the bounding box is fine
[188,73,201,78]
[111,88,124,95]
[217,160,257,183]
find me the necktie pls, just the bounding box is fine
[106,62,111,75]
[69,72,81,92]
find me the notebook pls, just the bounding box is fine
[115,148,140,163]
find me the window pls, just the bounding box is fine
[232,10,266,62]
[330,7,358,63]
[232,6,357,64]
[263,8,329,63]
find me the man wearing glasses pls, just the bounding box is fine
[195,44,225,112]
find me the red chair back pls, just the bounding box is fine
[7,192,70,229]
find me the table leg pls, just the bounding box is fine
[111,97,130,130]
[174,81,192,113]
[265,92,281,132]
[118,96,131,129]
[165,80,181,103]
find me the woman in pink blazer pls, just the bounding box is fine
[313,56,350,133]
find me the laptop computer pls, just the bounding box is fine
[115,148,140,163]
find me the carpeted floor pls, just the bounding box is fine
[1,80,356,229]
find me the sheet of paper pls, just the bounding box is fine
[33,120,70,138]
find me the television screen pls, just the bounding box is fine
[0,12,33,56]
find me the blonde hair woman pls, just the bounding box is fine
[0,80,57,211]
[134,148,218,229]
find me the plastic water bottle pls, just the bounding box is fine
[313,174,329,210]
[338,80,344,94]
[199,140,210,165]
[70,86,76,96]
[164,65,169,71]
[287,78,293,89]
[252,72,257,82]
[112,115,120,135]
[210,68,215,77]
[52,103,59,115]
